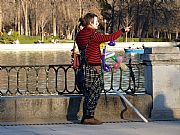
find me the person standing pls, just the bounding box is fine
[76,13,131,125]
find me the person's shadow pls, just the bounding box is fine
[153,94,174,120]
[66,95,83,123]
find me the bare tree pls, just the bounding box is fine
[15,0,21,34]
[1,0,16,32]
[0,0,179,41]
[0,1,2,32]
[51,0,57,36]
[36,0,51,41]
[20,0,29,36]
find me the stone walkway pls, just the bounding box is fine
[0,120,179,135]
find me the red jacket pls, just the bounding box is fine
[76,27,124,66]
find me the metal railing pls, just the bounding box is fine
[0,62,145,96]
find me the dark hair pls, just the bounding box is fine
[81,13,97,26]
[78,18,84,28]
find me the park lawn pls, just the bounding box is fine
[0,34,166,44]
[18,36,74,44]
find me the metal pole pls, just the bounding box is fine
[114,89,148,123]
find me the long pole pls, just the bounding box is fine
[114,90,148,123]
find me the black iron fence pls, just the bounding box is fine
[0,62,145,96]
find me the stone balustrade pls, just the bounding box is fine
[141,47,180,120]
[1,44,180,123]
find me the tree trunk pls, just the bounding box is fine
[52,13,56,36]
[157,31,160,38]
[16,0,21,34]
[36,22,39,36]
[21,0,28,36]
[41,26,44,42]
[40,14,45,42]
[79,0,82,18]
[0,2,2,32]
[164,31,167,39]
[24,0,28,36]
[169,33,171,40]
[35,1,38,36]
[176,31,178,39]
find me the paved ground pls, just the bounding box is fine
[0,120,180,135]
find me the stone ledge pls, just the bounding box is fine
[141,54,180,61]
[144,47,180,54]
[0,94,152,124]
[141,47,180,65]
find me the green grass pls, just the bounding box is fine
[18,36,74,44]
[0,34,74,44]
[0,35,171,44]
[18,36,41,44]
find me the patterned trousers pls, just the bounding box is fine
[83,65,103,117]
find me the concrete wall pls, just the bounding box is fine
[141,47,180,120]
[0,95,152,124]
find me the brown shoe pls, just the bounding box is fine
[81,117,103,125]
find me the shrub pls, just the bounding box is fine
[0,33,14,44]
